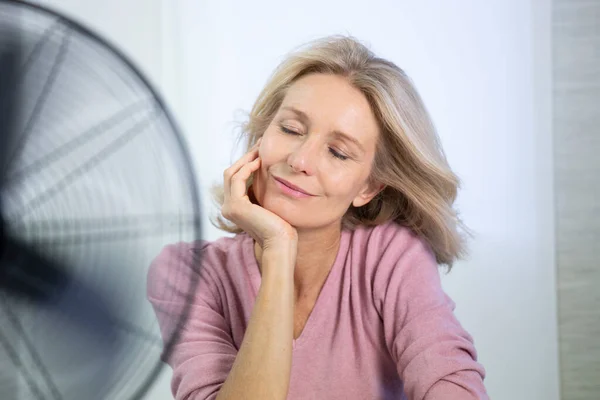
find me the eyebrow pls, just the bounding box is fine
[280,106,366,153]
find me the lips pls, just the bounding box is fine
[273,176,314,196]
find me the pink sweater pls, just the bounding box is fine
[147,221,488,399]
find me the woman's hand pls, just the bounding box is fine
[221,139,298,252]
[215,140,296,400]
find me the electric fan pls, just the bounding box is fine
[0,1,202,399]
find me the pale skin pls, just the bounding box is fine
[216,73,384,400]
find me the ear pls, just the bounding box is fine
[352,181,385,208]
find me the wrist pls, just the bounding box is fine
[260,247,296,278]
[262,234,297,255]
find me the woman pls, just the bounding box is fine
[148,35,488,400]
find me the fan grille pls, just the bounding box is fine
[0,1,201,399]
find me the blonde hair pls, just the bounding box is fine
[211,35,469,268]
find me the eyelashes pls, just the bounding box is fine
[279,125,349,161]
[279,126,300,135]
[329,148,349,161]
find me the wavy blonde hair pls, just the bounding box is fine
[211,35,469,268]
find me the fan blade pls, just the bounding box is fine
[0,235,68,302]
[0,235,121,347]
[0,236,126,398]
[0,32,22,189]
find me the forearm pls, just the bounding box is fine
[216,251,294,400]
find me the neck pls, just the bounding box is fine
[254,223,342,300]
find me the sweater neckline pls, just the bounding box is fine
[241,230,350,350]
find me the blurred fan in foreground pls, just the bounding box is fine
[1,1,201,399]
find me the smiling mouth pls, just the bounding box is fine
[273,176,314,197]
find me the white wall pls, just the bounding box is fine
[28,1,560,399]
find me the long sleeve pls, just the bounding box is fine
[373,229,488,400]
[146,241,237,400]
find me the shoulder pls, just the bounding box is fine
[348,220,438,290]
[348,220,434,264]
[147,234,250,300]
[192,234,248,269]
[349,222,446,322]
[151,234,248,268]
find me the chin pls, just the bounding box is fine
[260,197,302,225]
[252,177,331,229]
[263,197,341,232]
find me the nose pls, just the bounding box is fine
[287,136,319,175]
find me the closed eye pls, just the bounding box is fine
[280,126,300,135]
[280,125,349,161]
[329,148,349,160]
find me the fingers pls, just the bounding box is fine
[230,157,261,199]
[223,139,261,201]
[223,149,257,201]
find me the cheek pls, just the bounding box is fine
[323,169,368,199]
[258,132,285,166]
[255,138,274,185]
[322,173,350,196]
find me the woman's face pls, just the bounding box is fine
[252,73,382,231]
